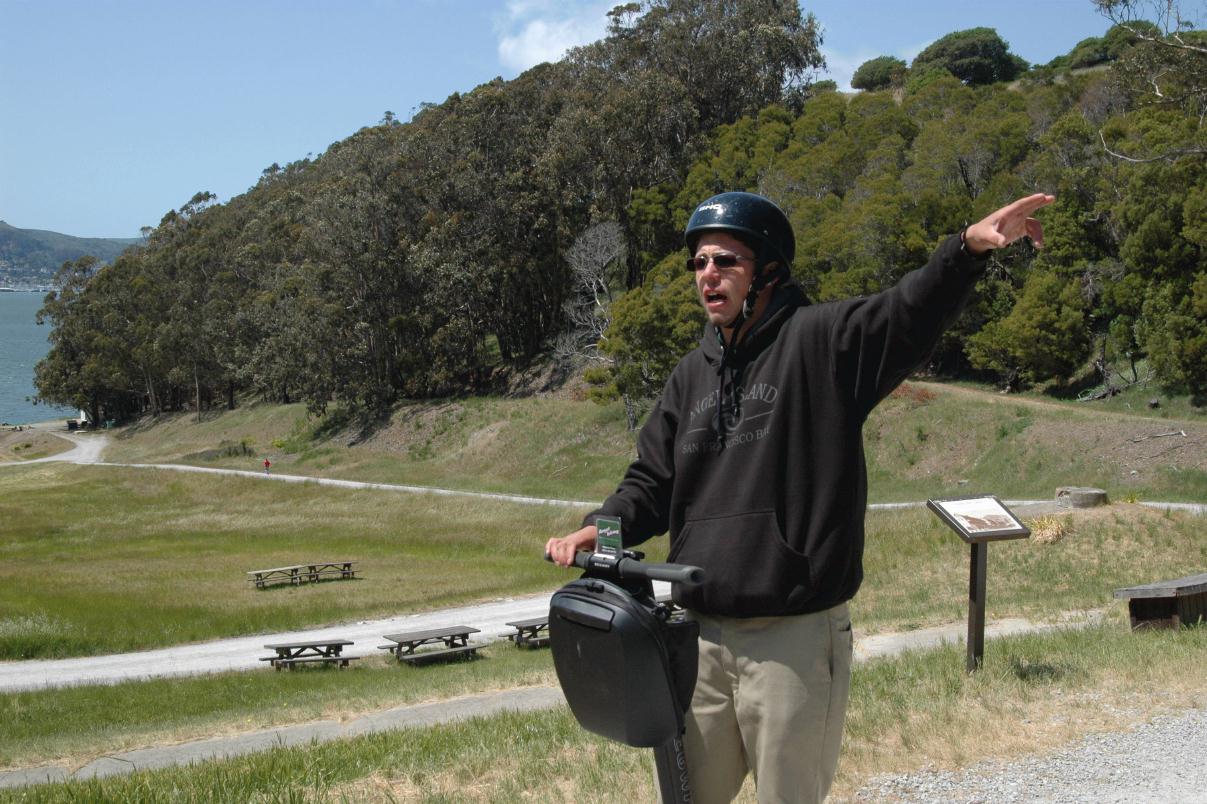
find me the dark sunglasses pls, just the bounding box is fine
[685,253,754,272]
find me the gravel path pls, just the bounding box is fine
[851,706,1207,803]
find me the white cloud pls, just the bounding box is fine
[495,0,612,73]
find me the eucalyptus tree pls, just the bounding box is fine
[302,124,418,413]
[227,159,316,405]
[35,255,152,423]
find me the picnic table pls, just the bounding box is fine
[247,561,358,589]
[1114,571,1207,630]
[505,616,550,648]
[260,638,358,670]
[378,625,482,665]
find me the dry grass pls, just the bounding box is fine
[1029,514,1071,545]
[855,502,1206,634]
[831,623,1207,800]
[0,427,72,462]
[14,624,1201,803]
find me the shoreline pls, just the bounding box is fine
[0,416,76,429]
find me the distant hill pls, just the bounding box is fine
[0,221,141,288]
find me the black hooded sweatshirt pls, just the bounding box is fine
[585,233,987,617]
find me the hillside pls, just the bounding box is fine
[101,380,1207,505]
[0,220,140,288]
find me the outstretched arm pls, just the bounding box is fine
[962,193,1055,255]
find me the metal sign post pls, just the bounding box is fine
[927,495,1030,672]
[967,541,988,671]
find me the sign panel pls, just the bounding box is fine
[927,495,1030,544]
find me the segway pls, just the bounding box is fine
[547,517,704,803]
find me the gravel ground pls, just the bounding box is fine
[851,706,1207,803]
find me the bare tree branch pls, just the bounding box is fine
[1098,129,1207,161]
[556,221,628,366]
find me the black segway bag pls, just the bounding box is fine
[549,577,699,747]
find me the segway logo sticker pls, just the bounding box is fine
[595,516,622,557]
[696,202,725,215]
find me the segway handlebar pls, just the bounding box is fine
[548,550,703,585]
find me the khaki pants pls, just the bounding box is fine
[672,604,853,804]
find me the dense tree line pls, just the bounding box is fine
[35,0,822,424]
[587,9,1206,416]
[35,1,1205,429]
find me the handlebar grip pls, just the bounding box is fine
[547,550,703,584]
[619,560,703,584]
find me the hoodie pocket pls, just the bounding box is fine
[669,509,811,616]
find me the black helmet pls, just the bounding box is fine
[684,191,795,271]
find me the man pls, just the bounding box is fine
[546,190,1053,803]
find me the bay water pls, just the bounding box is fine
[0,292,77,425]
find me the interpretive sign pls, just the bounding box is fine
[927,495,1030,671]
[926,495,1030,543]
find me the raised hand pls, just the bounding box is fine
[963,193,1056,255]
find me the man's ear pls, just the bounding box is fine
[758,262,784,289]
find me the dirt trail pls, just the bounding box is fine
[0,424,109,465]
[912,382,1207,476]
[915,380,1196,423]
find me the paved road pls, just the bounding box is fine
[1,686,569,789]
[0,590,565,693]
[0,613,1104,789]
[7,424,108,464]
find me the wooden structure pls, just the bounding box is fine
[505,617,550,648]
[378,625,482,665]
[261,638,357,670]
[1114,572,1207,630]
[247,561,357,589]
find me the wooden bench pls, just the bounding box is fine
[505,617,550,648]
[1114,572,1207,630]
[260,638,358,670]
[378,625,483,665]
[247,561,358,589]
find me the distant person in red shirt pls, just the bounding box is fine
[263,458,271,475]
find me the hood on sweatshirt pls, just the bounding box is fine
[700,281,810,443]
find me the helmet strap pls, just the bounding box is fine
[740,260,784,321]
[714,260,783,445]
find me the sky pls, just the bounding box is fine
[1,0,1117,239]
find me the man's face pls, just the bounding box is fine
[692,232,757,329]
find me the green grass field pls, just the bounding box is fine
[97,381,1207,505]
[1,381,1204,798]
[0,463,585,659]
[102,396,641,502]
[2,460,1202,660]
[0,644,558,771]
[6,624,1204,802]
